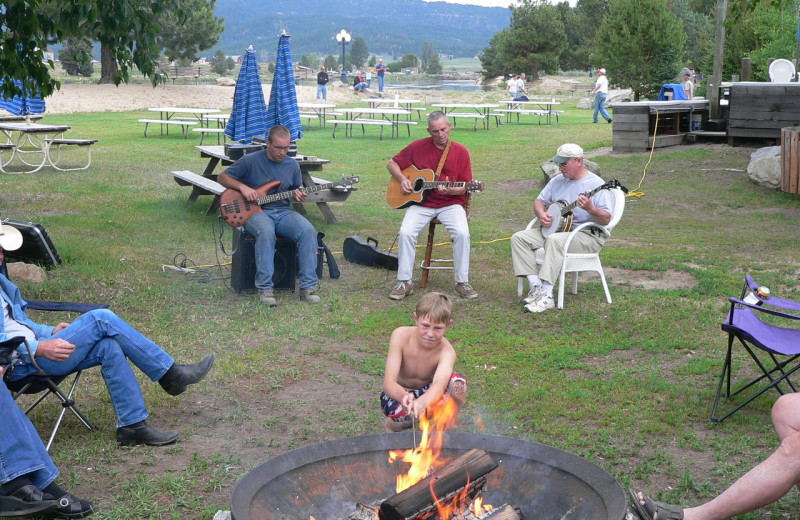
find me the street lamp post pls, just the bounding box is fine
[335,29,351,84]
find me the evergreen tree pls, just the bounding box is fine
[210,49,229,74]
[300,53,319,69]
[350,37,369,67]
[480,29,509,78]
[323,54,339,71]
[60,37,94,77]
[368,55,377,67]
[401,53,419,69]
[595,0,686,100]
[159,0,224,64]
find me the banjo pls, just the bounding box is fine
[541,179,627,238]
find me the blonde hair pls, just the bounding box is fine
[416,292,453,324]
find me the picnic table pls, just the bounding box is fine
[0,122,97,173]
[429,103,500,130]
[297,102,336,128]
[141,107,221,137]
[184,145,355,223]
[365,98,423,120]
[329,107,414,139]
[498,100,562,125]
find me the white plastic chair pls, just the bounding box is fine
[516,187,626,308]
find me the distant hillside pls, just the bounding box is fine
[211,0,511,60]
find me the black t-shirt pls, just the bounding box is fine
[317,72,328,85]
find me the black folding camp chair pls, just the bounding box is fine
[711,274,800,423]
[1,260,108,450]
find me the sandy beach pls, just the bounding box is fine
[38,81,493,115]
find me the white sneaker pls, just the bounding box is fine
[524,293,555,313]
[523,285,544,304]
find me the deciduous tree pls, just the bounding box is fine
[60,38,94,77]
[323,54,339,71]
[594,0,686,100]
[420,42,442,74]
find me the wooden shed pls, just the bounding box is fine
[727,82,800,140]
[611,100,709,152]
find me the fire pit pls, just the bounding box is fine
[231,432,626,520]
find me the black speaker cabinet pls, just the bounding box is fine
[231,228,298,292]
[1,218,62,267]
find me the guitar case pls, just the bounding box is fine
[1,218,62,267]
[343,236,398,271]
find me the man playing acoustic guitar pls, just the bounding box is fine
[387,111,478,301]
[218,125,321,306]
[510,143,612,313]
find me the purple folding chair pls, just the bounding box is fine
[711,274,800,422]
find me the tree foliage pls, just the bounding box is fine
[60,38,94,77]
[300,53,320,69]
[671,0,714,71]
[323,54,339,71]
[595,0,686,100]
[400,53,419,69]
[350,37,369,67]
[158,0,224,64]
[210,49,234,75]
[0,0,167,99]
[479,0,567,79]
[420,42,442,74]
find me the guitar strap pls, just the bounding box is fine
[433,139,452,181]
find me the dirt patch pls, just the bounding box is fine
[605,268,698,290]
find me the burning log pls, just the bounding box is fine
[379,449,498,520]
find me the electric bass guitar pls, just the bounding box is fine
[541,179,627,238]
[386,165,485,209]
[219,176,359,228]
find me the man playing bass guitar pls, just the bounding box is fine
[510,143,613,313]
[387,111,478,301]
[218,125,321,307]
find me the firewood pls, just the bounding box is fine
[379,449,498,520]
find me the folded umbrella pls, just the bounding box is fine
[225,46,268,143]
[265,32,302,143]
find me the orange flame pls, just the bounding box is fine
[388,394,460,493]
[471,496,493,516]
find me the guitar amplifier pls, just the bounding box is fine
[230,229,324,293]
[1,218,62,267]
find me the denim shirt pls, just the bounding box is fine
[0,274,55,360]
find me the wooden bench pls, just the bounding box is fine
[191,127,226,145]
[44,138,98,171]
[332,119,392,139]
[173,170,225,215]
[445,112,488,131]
[160,65,203,85]
[138,119,196,138]
[569,83,594,96]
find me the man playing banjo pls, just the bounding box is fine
[510,143,613,313]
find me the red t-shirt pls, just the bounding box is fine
[392,137,472,208]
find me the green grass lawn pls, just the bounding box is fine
[3,101,800,519]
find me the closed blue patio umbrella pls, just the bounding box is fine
[225,46,268,143]
[0,78,46,117]
[265,32,302,143]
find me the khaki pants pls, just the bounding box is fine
[511,227,604,285]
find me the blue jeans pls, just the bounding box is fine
[10,309,174,427]
[378,76,385,92]
[244,208,319,291]
[317,84,327,100]
[0,380,58,487]
[355,82,366,92]
[594,92,611,123]
[366,79,371,88]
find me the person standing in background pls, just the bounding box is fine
[316,66,329,100]
[377,59,387,92]
[591,68,612,123]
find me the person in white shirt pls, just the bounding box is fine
[590,68,612,123]
[516,73,528,98]
[683,73,694,99]
[506,74,518,99]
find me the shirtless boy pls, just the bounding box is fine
[381,292,467,432]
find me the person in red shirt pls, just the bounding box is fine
[386,111,477,301]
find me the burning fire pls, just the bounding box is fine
[388,395,491,518]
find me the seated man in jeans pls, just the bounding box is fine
[0,223,215,447]
[0,366,94,518]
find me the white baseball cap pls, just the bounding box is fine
[598,68,606,74]
[0,221,23,251]
[550,143,584,164]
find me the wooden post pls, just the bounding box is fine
[709,0,728,119]
[781,126,800,194]
[741,58,751,81]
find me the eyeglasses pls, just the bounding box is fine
[269,143,290,152]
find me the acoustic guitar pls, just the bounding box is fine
[386,165,485,209]
[541,179,627,238]
[219,176,359,228]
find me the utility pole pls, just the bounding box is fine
[709,0,728,119]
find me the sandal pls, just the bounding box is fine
[629,489,684,520]
[0,484,58,517]
[48,493,95,519]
